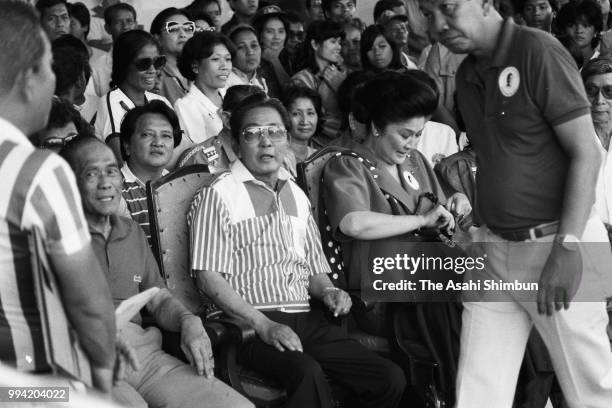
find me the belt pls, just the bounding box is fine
[493,222,559,242]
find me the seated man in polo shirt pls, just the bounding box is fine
[188,96,406,408]
[60,136,253,408]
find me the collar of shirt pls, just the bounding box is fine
[0,116,30,145]
[88,213,130,242]
[188,83,225,109]
[230,159,293,191]
[121,163,168,188]
[462,18,517,85]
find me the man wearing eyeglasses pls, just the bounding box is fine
[419,0,612,406]
[188,97,406,408]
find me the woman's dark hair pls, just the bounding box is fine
[354,70,438,131]
[68,2,91,38]
[282,85,322,117]
[303,20,344,73]
[337,69,376,127]
[111,30,160,89]
[360,24,403,72]
[150,7,191,36]
[187,10,215,27]
[223,85,266,111]
[556,0,603,49]
[119,100,182,160]
[253,14,289,47]
[282,85,322,134]
[230,97,292,143]
[177,31,236,80]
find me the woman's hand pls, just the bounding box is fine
[321,64,346,92]
[420,205,455,234]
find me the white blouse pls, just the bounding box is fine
[94,88,172,142]
[174,83,224,145]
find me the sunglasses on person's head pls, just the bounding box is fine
[586,84,612,99]
[165,21,196,34]
[133,55,167,72]
[40,133,78,149]
[241,125,288,144]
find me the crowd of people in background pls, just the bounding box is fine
[4,0,612,407]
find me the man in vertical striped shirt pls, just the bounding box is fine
[189,96,406,408]
[0,1,116,394]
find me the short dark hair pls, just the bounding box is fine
[513,0,560,14]
[150,7,190,36]
[282,85,322,117]
[119,100,182,160]
[185,0,222,17]
[360,24,403,72]
[104,3,137,26]
[60,135,108,172]
[32,97,82,146]
[36,0,67,16]
[285,11,303,24]
[354,70,438,130]
[68,2,91,38]
[223,85,266,111]
[373,0,404,22]
[556,0,602,48]
[230,97,291,143]
[177,31,235,80]
[187,10,215,27]
[111,30,160,88]
[322,0,357,13]
[303,20,344,73]
[0,1,47,95]
[52,40,91,96]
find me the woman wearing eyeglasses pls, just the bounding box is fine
[173,31,234,161]
[95,30,172,164]
[150,8,196,105]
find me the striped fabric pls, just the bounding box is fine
[0,117,90,372]
[121,164,167,245]
[188,161,331,312]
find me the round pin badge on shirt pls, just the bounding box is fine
[498,66,520,97]
[403,170,420,190]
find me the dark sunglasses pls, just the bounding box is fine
[133,55,167,72]
[586,84,612,99]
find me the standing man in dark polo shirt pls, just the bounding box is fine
[419,0,612,407]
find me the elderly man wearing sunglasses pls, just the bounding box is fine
[151,8,197,105]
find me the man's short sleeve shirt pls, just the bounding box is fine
[188,161,331,312]
[456,20,591,231]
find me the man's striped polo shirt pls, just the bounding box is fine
[188,160,331,312]
[0,117,90,372]
[121,164,167,245]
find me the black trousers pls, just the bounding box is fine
[237,309,406,408]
